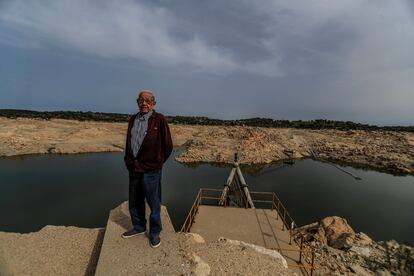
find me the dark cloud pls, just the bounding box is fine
[0,0,413,125]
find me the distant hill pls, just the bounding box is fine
[0,109,129,122]
[1,109,413,132]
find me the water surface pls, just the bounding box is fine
[0,150,413,244]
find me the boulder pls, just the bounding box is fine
[320,216,355,249]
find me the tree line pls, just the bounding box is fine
[1,109,412,132]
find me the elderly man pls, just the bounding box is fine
[122,90,173,248]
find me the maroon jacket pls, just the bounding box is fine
[124,111,173,172]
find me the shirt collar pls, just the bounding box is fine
[138,110,153,121]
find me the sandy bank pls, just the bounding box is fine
[0,117,413,175]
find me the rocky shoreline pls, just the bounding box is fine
[294,216,414,275]
[0,117,413,175]
[175,125,414,175]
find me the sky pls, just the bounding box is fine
[0,0,414,126]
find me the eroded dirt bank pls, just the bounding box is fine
[1,117,413,174]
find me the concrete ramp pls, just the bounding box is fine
[95,201,188,275]
[190,206,292,250]
[190,205,307,275]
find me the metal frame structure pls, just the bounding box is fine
[180,188,317,275]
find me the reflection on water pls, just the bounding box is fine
[0,150,413,244]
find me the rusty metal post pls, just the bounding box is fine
[310,249,315,276]
[276,200,279,220]
[299,235,304,263]
[271,194,274,211]
[282,209,286,230]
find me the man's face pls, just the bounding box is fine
[137,92,156,113]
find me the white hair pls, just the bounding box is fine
[137,90,156,102]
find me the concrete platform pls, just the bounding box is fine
[190,205,308,275]
[95,201,188,276]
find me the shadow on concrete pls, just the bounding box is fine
[111,206,132,231]
[84,228,105,276]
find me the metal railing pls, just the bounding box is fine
[180,188,223,233]
[249,191,317,276]
[180,188,317,276]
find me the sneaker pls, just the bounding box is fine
[121,229,146,239]
[150,235,161,248]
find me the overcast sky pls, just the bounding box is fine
[1,0,413,125]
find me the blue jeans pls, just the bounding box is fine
[128,170,162,237]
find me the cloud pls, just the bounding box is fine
[244,0,414,73]
[0,0,237,74]
[0,0,284,76]
[1,0,414,81]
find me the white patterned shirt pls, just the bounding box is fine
[131,110,153,157]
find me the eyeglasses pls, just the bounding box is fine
[136,98,154,104]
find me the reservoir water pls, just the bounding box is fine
[0,150,413,244]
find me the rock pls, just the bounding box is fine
[355,232,373,246]
[296,217,414,275]
[375,269,392,276]
[191,253,210,276]
[348,264,370,275]
[320,216,355,241]
[349,246,371,258]
[330,233,354,249]
[315,228,328,245]
[186,233,206,244]
[191,237,296,275]
[296,222,319,232]
[385,240,399,250]
[294,216,362,249]
[218,237,289,269]
[320,216,355,248]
